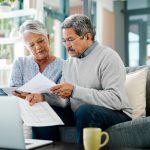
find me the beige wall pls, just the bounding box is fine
[102,8,115,49]
[70,6,82,14]
[96,0,116,50]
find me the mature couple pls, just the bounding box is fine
[9,14,132,144]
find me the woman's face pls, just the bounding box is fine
[24,32,50,60]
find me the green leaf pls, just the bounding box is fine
[0,0,5,3]
[9,0,16,2]
[0,0,16,3]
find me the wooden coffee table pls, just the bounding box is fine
[35,142,149,150]
[34,142,83,150]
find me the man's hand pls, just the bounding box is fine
[25,93,44,106]
[50,83,74,99]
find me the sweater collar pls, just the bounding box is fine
[79,41,98,58]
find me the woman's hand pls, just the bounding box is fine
[50,83,74,99]
[12,91,30,99]
[25,93,44,106]
[12,91,44,106]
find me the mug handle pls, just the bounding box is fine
[99,131,109,148]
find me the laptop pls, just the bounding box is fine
[0,96,53,149]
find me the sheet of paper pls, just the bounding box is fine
[0,87,17,95]
[17,73,55,93]
[19,100,64,127]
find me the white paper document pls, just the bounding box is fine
[1,87,17,95]
[17,73,55,93]
[19,100,64,127]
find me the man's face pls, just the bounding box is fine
[62,28,89,57]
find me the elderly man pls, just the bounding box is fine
[25,14,132,144]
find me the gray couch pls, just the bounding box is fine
[58,66,150,148]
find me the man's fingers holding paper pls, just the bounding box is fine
[50,83,74,98]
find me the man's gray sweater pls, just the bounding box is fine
[61,43,132,117]
[44,43,132,118]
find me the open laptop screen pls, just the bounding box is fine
[0,96,52,150]
[0,96,26,149]
[0,89,7,96]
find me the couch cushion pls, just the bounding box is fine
[125,67,147,119]
[106,116,150,148]
[126,66,150,116]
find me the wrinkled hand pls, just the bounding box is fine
[12,91,30,99]
[25,93,44,106]
[50,83,74,99]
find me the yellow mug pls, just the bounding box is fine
[83,127,109,150]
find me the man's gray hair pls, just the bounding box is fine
[62,14,96,40]
[19,20,47,37]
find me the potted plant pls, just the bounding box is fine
[0,0,16,2]
[0,0,16,11]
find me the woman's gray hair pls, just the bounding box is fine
[62,14,96,40]
[19,20,48,37]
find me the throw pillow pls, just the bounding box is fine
[125,67,148,119]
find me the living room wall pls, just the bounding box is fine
[102,8,115,49]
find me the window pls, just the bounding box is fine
[0,8,36,86]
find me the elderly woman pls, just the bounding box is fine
[9,20,64,141]
[9,20,62,87]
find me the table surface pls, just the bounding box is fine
[35,142,150,150]
[35,142,83,150]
